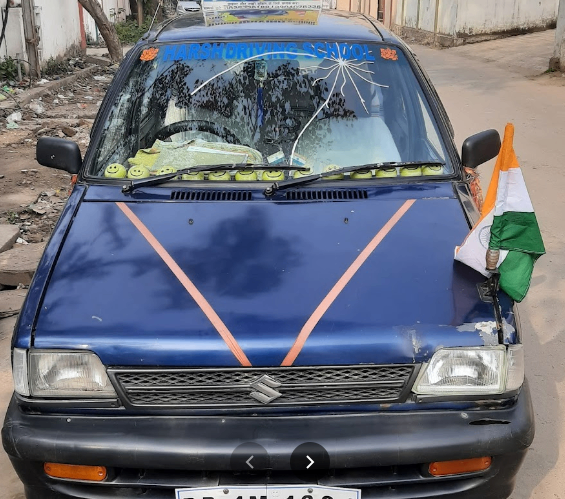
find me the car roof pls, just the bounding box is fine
[149,10,399,45]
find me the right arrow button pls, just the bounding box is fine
[290,443,330,481]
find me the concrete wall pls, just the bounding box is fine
[403,0,419,27]
[436,0,457,35]
[336,0,380,20]
[34,0,82,61]
[455,0,558,36]
[391,0,559,46]
[1,0,82,63]
[418,0,437,32]
[0,3,26,60]
[103,0,130,22]
[553,0,565,70]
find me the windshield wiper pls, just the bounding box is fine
[263,161,446,197]
[122,163,310,193]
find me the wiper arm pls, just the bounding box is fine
[263,161,446,197]
[122,163,310,193]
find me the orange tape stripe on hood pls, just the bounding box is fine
[281,199,416,367]
[116,202,252,367]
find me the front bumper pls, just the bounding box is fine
[3,384,534,499]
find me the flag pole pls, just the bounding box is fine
[486,248,505,344]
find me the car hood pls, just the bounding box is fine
[34,183,512,367]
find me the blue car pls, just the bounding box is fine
[2,10,533,499]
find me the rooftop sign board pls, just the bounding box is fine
[202,0,323,26]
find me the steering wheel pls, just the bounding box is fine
[154,120,242,145]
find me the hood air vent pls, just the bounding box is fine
[286,189,369,201]
[171,190,252,201]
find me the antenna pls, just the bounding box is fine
[149,0,164,32]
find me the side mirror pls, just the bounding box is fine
[36,137,82,175]
[461,129,501,169]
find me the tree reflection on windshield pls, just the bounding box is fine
[92,42,449,178]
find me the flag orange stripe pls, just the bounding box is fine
[499,123,520,172]
[455,123,519,257]
[281,199,416,367]
[479,123,516,221]
[116,202,252,367]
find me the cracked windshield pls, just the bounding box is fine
[94,41,450,181]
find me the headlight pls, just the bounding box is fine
[413,346,524,396]
[13,350,117,398]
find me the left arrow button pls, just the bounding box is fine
[230,443,269,471]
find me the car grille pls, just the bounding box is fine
[111,365,416,408]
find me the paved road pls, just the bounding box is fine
[1,31,564,498]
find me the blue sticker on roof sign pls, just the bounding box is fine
[202,0,323,26]
[161,42,376,62]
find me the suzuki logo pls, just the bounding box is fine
[249,375,282,404]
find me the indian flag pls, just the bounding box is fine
[455,123,545,302]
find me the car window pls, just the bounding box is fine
[418,94,443,157]
[91,41,451,180]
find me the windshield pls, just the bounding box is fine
[91,41,451,181]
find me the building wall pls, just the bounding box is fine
[436,0,458,35]
[391,0,559,45]
[1,0,82,63]
[83,0,131,43]
[102,0,130,22]
[335,0,380,19]
[454,0,558,36]
[554,0,565,69]
[0,2,26,59]
[83,8,97,42]
[34,0,82,61]
[418,0,437,32]
[403,0,419,27]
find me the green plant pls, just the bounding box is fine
[115,17,152,44]
[6,211,19,224]
[44,57,71,77]
[0,56,18,81]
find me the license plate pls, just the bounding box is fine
[176,485,361,499]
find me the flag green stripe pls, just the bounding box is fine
[490,211,545,302]
[489,211,545,255]
[498,251,540,302]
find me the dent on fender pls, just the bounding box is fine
[394,318,517,364]
[456,320,517,346]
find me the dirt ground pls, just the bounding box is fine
[0,67,114,243]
